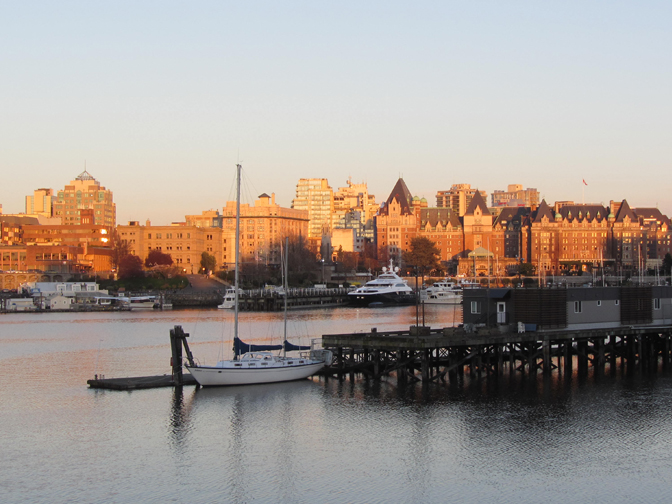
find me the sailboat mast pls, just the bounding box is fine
[233,163,241,359]
[283,237,288,357]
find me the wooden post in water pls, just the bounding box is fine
[542,340,551,376]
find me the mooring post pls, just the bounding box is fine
[170,325,184,386]
[542,339,551,376]
[421,349,430,382]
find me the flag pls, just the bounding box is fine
[582,179,588,186]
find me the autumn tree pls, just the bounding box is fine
[145,250,173,267]
[118,254,144,279]
[402,237,441,284]
[110,231,131,271]
[200,252,216,273]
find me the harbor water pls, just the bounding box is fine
[2,305,672,503]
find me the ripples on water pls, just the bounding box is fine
[2,308,672,503]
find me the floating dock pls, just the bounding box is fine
[88,326,198,391]
[87,374,197,390]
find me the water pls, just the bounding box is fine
[2,306,672,503]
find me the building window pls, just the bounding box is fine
[654,298,661,310]
[574,301,582,313]
[597,300,601,307]
[470,301,480,314]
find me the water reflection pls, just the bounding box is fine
[5,309,672,503]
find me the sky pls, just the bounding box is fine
[1,1,671,225]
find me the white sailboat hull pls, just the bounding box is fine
[186,361,325,386]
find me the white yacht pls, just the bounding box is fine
[217,288,239,309]
[348,262,416,307]
[421,281,463,304]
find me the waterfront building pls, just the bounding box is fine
[222,193,309,269]
[491,184,540,208]
[292,178,334,252]
[632,207,672,268]
[117,222,217,274]
[436,184,488,217]
[375,178,424,263]
[52,170,116,227]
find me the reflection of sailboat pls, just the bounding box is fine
[186,165,331,387]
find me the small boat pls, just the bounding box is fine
[422,289,463,304]
[348,260,416,307]
[186,165,332,387]
[421,281,463,304]
[121,296,158,310]
[217,288,239,309]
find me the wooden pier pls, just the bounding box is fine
[322,324,672,383]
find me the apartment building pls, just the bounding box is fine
[222,193,309,268]
[52,170,116,227]
[436,184,488,217]
[292,178,333,251]
[491,184,540,208]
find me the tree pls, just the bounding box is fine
[663,253,672,276]
[518,262,535,276]
[286,235,318,286]
[118,254,144,279]
[145,250,173,267]
[110,231,131,271]
[402,237,441,282]
[200,251,216,273]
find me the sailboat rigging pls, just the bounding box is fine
[185,164,332,386]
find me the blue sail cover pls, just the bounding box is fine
[283,341,310,352]
[233,338,310,355]
[233,337,282,356]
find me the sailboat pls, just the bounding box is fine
[186,164,332,386]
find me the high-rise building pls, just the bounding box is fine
[292,179,334,252]
[436,184,488,217]
[332,178,378,246]
[52,170,116,227]
[491,184,540,208]
[25,188,54,217]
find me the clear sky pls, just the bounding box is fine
[2,1,670,224]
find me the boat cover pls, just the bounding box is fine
[234,337,283,356]
[283,341,310,352]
